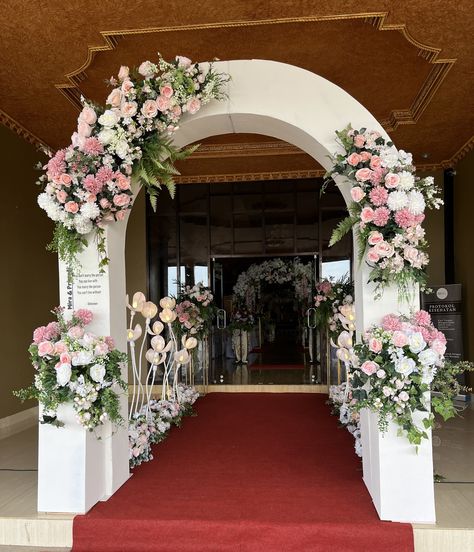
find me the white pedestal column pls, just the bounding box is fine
[38,222,130,513]
[354,251,436,523]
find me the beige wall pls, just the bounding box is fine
[0,126,58,418]
[125,186,147,300]
[454,149,474,385]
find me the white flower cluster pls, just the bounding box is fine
[329,383,362,457]
[128,384,199,468]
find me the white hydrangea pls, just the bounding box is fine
[45,203,63,221]
[387,190,409,211]
[80,202,100,220]
[398,149,413,166]
[379,146,400,169]
[398,171,415,190]
[74,215,93,235]
[37,192,51,210]
[407,190,426,215]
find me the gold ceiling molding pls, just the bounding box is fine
[192,141,303,158]
[175,169,324,184]
[0,108,49,150]
[54,11,456,130]
[440,135,474,169]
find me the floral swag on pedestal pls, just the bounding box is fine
[325,125,443,299]
[37,55,229,273]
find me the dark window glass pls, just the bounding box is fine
[210,196,232,255]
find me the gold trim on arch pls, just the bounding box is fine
[0,108,49,151]
[174,170,325,184]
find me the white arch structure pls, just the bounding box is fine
[39,60,435,523]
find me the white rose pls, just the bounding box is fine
[399,391,409,401]
[408,332,426,354]
[376,369,386,379]
[72,350,94,366]
[98,109,119,128]
[418,349,438,366]
[97,128,116,145]
[395,356,416,376]
[90,363,106,383]
[114,140,129,159]
[57,363,72,386]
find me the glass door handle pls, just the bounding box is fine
[217,309,227,329]
[306,308,317,330]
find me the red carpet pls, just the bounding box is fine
[72,393,413,552]
[249,363,305,371]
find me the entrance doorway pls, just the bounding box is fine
[147,173,351,386]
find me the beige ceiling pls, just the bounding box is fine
[1,1,473,180]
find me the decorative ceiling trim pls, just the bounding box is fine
[440,135,474,169]
[175,170,324,184]
[0,108,50,150]
[55,11,456,133]
[192,141,302,158]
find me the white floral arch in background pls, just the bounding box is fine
[49,59,434,523]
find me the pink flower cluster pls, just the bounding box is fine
[314,279,333,307]
[176,301,203,334]
[329,126,442,292]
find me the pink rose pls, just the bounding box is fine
[116,210,127,221]
[60,173,72,187]
[141,99,158,118]
[369,338,383,353]
[117,175,131,190]
[60,352,71,364]
[156,95,171,112]
[403,245,419,264]
[113,193,131,207]
[65,201,79,214]
[354,134,366,148]
[106,88,122,108]
[172,105,182,118]
[355,168,373,182]
[370,156,382,169]
[373,241,394,258]
[121,79,134,95]
[38,341,54,357]
[360,206,374,223]
[367,248,380,263]
[56,190,67,203]
[79,106,97,125]
[186,97,201,115]
[392,331,408,348]
[160,84,174,98]
[431,339,446,356]
[95,341,109,356]
[100,198,111,209]
[138,61,156,78]
[360,151,372,162]
[350,186,365,202]
[368,231,383,245]
[77,121,92,138]
[86,193,97,203]
[347,153,362,166]
[361,360,378,376]
[121,101,138,118]
[385,173,400,189]
[118,65,129,81]
[176,55,192,68]
[68,326,84,339]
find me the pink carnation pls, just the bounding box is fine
[33,326,47,344]
[414,310,431,326]
[414,214,425,225]
[369,186,388,206]
[83,175,103,195]
[45,322,60,340]
[46,150,67,179]
[95,166,115,185]
[74,308,93,326]
[82,137,104,156]
[394,208,415,228]
[382,314,403,331]
[372,207,390,227]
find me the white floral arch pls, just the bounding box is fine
[49,59,433,523]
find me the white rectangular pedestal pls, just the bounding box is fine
[361,408,436,523]
[37,404,106,514]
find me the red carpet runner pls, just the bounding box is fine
[73,393,414,552]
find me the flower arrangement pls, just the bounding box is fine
[233,258,314,313]
[228,308,256,332]
[312,277,354,339]
[173,282,216,341]
[348,310,447,444]
[325,125,443,298]
[328,383,362,457]
[15,308,127,430]
[37,54,229,273]
[129,384,199,468]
